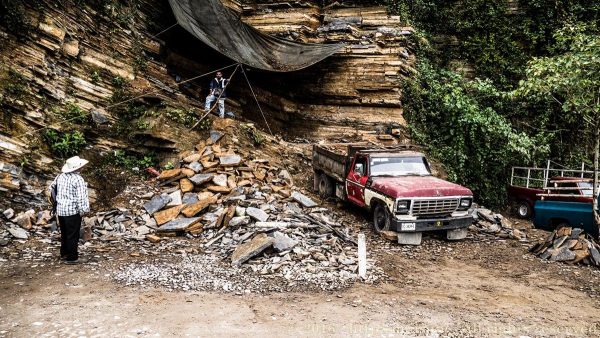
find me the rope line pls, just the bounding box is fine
[189,64,241,130]
[17,63,239,139]
[240,66,274,136]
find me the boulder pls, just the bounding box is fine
[13,213,32,229]
[231,233,273,266]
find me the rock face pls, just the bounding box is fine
[236,1,414,138]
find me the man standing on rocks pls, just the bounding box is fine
[50,156,90,264]
[204,71,228,118]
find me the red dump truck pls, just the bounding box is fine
[312,143,474,245]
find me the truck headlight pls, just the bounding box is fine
[458,198,472,210]
[396,200,410,214]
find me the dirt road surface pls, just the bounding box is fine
[2,226,600,338]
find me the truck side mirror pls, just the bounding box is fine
[354,163,364,177]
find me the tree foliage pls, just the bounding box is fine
[403,60,547,207]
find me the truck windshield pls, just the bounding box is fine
[370,156,431,176]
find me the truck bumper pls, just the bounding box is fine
[391,215,473,233]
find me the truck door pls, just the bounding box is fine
[347,155,368,207]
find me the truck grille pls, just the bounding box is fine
[412,199,459,216]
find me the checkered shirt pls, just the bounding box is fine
[50,172,90,217]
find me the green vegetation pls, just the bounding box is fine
[388,0,600,207]
[42,130,87,158]
[241,124,265,147]
[58,102,88,124]
[109,149,157,172]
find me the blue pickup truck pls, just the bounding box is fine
[534,195,600,238]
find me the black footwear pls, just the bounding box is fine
[64,259,80,265]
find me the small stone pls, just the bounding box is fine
[272,231,298,252]
[207,186,231,193]
[212,174,228,187]
[146,234,161,243]
[134,225,151,236]
[181,196,217,217]
[189,174,214,185]
[166,190,182,207]
[91,109,109,124]
[2,208,14,219]
[188,161,203,173]
[182,192,199,204]
[183,153,202,163]
[180,178,194,193]
[231,233,274,266]
[157,217,201,232]
[219,155,242,166]
[291,191,317,208]
[229,216,251,227]
[181,168,196,177]
[235,206,246,216]
[143,193,172,215]
[158,169,182,180]
[380,231,397,241]
[246,207,269,222]
[209,130,224,144]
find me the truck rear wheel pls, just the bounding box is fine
[318,174,334,198]
[516,200,532,219]
[373,203,391,233]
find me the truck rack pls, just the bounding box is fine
[510,160,597,197]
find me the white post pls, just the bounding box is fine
[358,233,366,280]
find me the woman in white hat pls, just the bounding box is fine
[49,156,90,264]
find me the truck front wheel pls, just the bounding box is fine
[318,174,334,198]
[373,203,391,233]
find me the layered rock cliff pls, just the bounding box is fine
[0,0,413,208]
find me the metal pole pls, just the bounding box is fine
[527,169,530,188]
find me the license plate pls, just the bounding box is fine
[401,222,416,231]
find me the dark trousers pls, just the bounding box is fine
[58,214,81,261]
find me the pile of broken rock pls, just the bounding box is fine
[529,227,600,267]
[470,207,526,241]
[114,129,384,291]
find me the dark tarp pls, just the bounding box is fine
[168,0,345,72]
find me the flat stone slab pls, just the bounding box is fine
[7,226,28,240]
[246,207,269,222]
[209,130,224,144]
[188,161,203,173]
[231,233,273,266]
[291,191,317,208]
[158,169,182,180]
[219,154,242,166]
[157,217,201,232]
[154,205,185,226]
[166,190,182,207]
[182,192,199,205]
[551,246,576,261]
[212,174,228,187]
[190,173,214,185]
[143,193,172,215]
[272,231,298,252]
